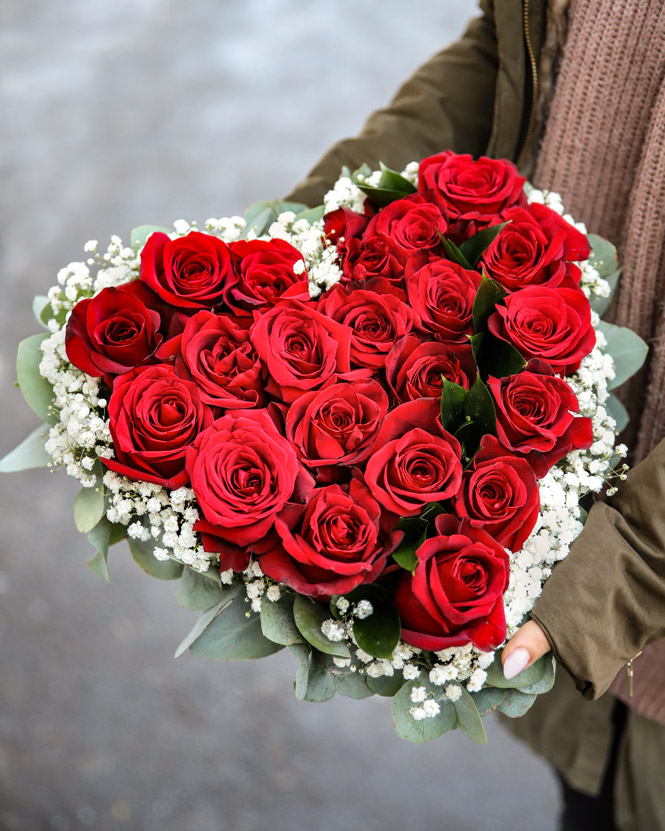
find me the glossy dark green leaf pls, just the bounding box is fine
[440,376,468,432]
[439,235,472,269]
[481,336,527,379]
[345,584,401,661]
[377,162,417,194]
[459,221,510,268]
[292,594,350,658]
[472,274,506,334]
[468,332,485,363]
[391,528,426,574]
[260,592,305,646]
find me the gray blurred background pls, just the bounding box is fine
[0,2,561,829]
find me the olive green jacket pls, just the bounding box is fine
[285,0,665,703]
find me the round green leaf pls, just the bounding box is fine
[260,593,305,646]
[292,594,350,658]
[334,669,374,700]
[288,643,311,701]
[176,565,231,610]
[0,424,51,472]
[497,689,538,719]
[517,655,556,695]
[17,334,57,425]
[484,650,548,689]
[304,650,336,703]
[598,321,649,389]
[74,483,105,534]
[367,671,405,697]
[391,679,457,742]
[127,536,184,581]
[451,685,487,744]
[470,687,506,716]
[346,584,401,660]
[189,595,284,661]
[130,224,170,251]
[606,393,629,433]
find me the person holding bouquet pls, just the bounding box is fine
[283,1,665,829]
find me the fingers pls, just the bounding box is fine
[502,619,551,680]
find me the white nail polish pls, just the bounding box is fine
[503,648,530,680]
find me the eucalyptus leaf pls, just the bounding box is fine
[0,424,51,472]
[606,393,629,433]
[174,596,233,659]
[304,650,336,703]
[189,595,284,660]
[472,274,506,335]
[243,200,309,237]
[293,205,325,224]
[459,222,510,268]
[497,689,538,718]
[128,536,184,581]
[32,295,50,329]
[261,593,305,646]
[334,668,374,700]
[518,655,556,695]
[391,679,457,742]
[452,685,487,744]
[16,334,57,425]
[176,565,230,610]
[289,643,311,701]
[87,516,117,582]
[73,482,105,534]
[484,650,548,689]
[343,584,401,660]
[130,224,170,251]
[597,321,649,389]
[440,377,468,432]
[470,686,507,716]
[367,671,405,697]
[292,594,350,658]
[587,233,619,279]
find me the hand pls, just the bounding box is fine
[502,620,551,679]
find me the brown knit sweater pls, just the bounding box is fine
[534,0,665,724]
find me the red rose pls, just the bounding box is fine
[249,299,369,403]
[487,367,593,476]
[528,202,590,262]
[453,436,540,552]
[103,364,214,488]
[364,399,463,517]
[259,478,402,598]
[418,151,526,226]
[338,234,406,287]
[323,207,369,243]
[285,379,388,472]
[186,409,312,548]
[479,205,582,291]
[65,283,163,380]
[394,514,510,651]
[224,238,309,316]
[363,195,447,256]
[317,280,413,369]
[385,335,476,402]
[406,259,481,343]
[487,285,596,374]
[165,310,264,409]
[140,230,233,309]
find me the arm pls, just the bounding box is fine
[504,437,665,698]
[284,0,499,206]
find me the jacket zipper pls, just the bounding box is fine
[517,0,539,167]
[626,650,643,697]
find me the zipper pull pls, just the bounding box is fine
[626,651,643,697]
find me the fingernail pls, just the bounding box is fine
[503,648,530,680]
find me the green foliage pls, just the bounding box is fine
[32,295,50,330]
[16,334,57,425]
[130,224,170,251]
[459,222,510,268]
[472,274,506,334]
[0,424,51,472]
[470,686,507,716]
[367,671,405,697]
[484,650,548,689]
[303,650,336,703]
[243,200,310,237]
[597,321,649,389]
[344,584,401,660]
[391,528,426,574]
[439,235,473,269]
[73,479,105,534]
[353,162,416,207]
[292,595,350,658]
[497,689,538,718]
[606,394,629,433]
[174,596,234,659]
[440,377,468,433]
[481,337,526,379]
[518,656,556,695]
[334,668,374,700]
[187,594,284,660]
[127,536,183,581]
[176,566,230,610]
[87,516,125,582]
[391,679,457,742]
[260,593,305,646]
[451,685,487,744]
[288,643,311,701]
